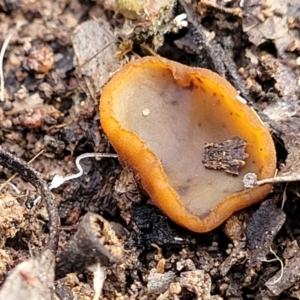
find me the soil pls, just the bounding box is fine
[0,0,300,299]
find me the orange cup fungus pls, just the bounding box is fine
[99,56,276,233]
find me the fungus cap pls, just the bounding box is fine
[100,56,276,233]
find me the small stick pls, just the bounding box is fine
[0,148,45,190]
[243,172,300,189]
[256,175,300,185]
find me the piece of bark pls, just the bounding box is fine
[203,136,248,175]
[246,199,286,266]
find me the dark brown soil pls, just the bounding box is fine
[0,0,300,299]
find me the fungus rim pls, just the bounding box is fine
[99,56,276,232]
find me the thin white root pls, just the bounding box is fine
[262,247,284,285]
[0,32,13,102]
[31,153,118,206]
[49,153,118,190]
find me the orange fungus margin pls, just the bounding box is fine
[99,56,276,233]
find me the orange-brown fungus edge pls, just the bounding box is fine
[99,56,276,233]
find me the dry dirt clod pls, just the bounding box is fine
[147,268,176,295]
[0,190,25,248]
[0,249,13,282]
[223,213,246,242]
[220,212,248,276]
[0,149,60,253]
[37,82,54,100]
[25,47,54,76]
[177,270,223,300]
[21,108,45,129]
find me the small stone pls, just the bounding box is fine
[147,269,176,294]
[26,47,54,75]
[142,108,150,116]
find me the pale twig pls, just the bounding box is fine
[281,183,288,210]
[257,175,300,185]
[0,32,13,102]
[243,172,300,189]
[6,182,21,194]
